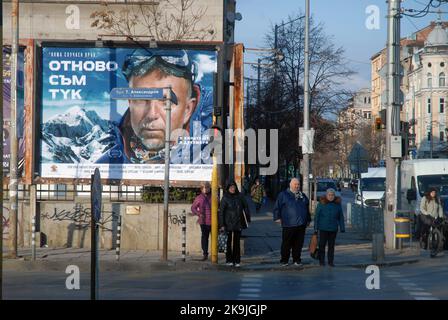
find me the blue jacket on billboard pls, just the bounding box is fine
[273,189,311,228]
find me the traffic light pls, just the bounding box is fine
[375,117,382,130]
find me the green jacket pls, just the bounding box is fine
[251,184,264,203]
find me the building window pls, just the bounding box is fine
[428,132,431,141]
[428,73,432,88]
[428,98,431,113]
[441,131,445,142]
[364,97,367,104]
[440,98,445,113]
[439,72,445,87]
[368,97,371,104]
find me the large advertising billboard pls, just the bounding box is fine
[40,45,217,181]
[3,46,25,175]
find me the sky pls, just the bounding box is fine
[235,0,441,91]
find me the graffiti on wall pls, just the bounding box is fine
[42,203,118,231]
[2,206,10,240]
[168,213,186,226]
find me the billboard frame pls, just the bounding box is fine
[2,39,34,185]
[34,40,224,187]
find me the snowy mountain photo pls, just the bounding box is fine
[41,106,119,163]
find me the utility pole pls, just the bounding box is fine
[384,0,402,249]
[10,0,20,258]
[161,88,172,261]
[0,0,4,300]
[302,0,311,198]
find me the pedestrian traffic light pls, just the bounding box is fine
[375,117,382,130]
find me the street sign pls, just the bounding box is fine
[348,142,369,174]
[348,142,369,162]
[110,87,178,104]
[110,87,164,100]
[91,168,102,222]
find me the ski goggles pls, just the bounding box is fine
[122,49,197,83]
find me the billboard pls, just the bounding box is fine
[2,46,25,175]
[40,45,217,181]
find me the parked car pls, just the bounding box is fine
[312,178,341,200]
[342,178,351,188]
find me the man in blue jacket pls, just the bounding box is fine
[273,178,311,267]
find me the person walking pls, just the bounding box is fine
[250,177,265,213]
[419,187,444,249]
[191,182,212,261]
[219,181,251,267]
[273,178,311,267]
[314,188,345,267]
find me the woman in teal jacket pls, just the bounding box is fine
[314,188,345,266]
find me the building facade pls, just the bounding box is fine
[404,21,448,158]
[371,20,448,159]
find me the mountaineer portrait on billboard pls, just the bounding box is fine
[95,48,212,165]
[40,45,216,181]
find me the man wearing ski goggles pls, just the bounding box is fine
[114,49,200,164]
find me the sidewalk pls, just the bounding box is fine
[3,198,426,272]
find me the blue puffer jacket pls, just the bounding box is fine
[273,189,311,227]
[314,196,345,232]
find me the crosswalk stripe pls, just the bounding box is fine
[409,292,433,296]
[240,288,261,293]
[241,283,262,287]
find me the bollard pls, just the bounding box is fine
[346,202,352,226]
[31,216,36,261]
[372,233,385,262]
[115,215,122,261]
[395,217,411,250]
[182,210,187,262]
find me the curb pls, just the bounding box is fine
[3,257,422,273]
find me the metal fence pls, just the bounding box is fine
[2,184,145,202]
[350,204,384,239]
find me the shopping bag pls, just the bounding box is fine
[309,233,319,260]
[218,232,228,253]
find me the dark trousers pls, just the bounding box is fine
[255,202,262,213]
[200,224,211,256]
[226,230,242,264]
[281,225,306,264]
[319,230,337,264]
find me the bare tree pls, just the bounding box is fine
[247,12,355,186]
[90,0,216,41]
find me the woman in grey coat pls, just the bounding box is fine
[419,187,444,249]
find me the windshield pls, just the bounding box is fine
[317,181,337,192]
[360,177,385,191]
[417,175,448,197]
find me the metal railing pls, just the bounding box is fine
[2,184,144,202]
[350,204,384,239]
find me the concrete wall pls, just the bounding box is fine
[2,0,223,42]
[37,199,204,253]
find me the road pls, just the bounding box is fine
[4,188,447,300]
[4,254,447,300]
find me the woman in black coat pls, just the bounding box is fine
[219,182,251,267]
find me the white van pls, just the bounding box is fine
[400,159,448,214]
[355,167,386,207]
